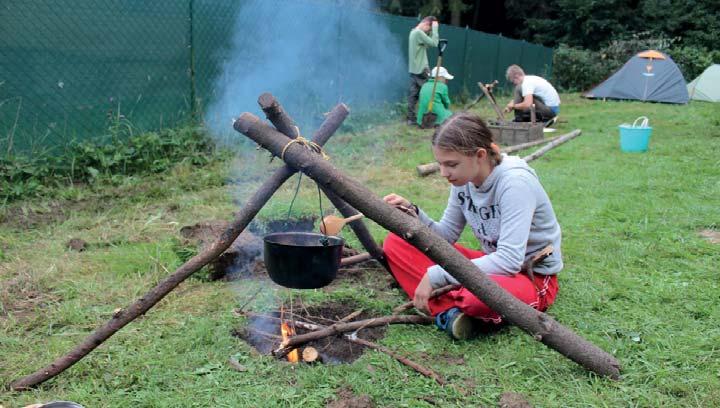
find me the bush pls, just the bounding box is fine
[667,46,720,81]
[551,45,620,92]
[1,126,217,203]
[552,33,720,91]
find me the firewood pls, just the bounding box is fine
[302,347,320,363]
[340,252,373,267]
[8,97,350,391]
[236,109,619,379]
[274,315,433,357]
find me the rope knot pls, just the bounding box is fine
[280,126,330,161]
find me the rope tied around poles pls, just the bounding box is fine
[280,126,330,161]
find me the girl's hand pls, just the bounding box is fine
[413,273,433,314]
[383,193,418,217]
[383,193,411,208]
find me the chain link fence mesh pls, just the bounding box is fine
[1,0,552,154]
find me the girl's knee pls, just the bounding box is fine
[382,232,405,254]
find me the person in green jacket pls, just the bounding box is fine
[407,16,440,126]
[417,66,454,127]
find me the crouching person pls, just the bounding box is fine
[504,64,560,125]
[383,112,563,340]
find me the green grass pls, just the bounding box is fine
[1,95,719,407]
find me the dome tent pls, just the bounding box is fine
[687,64,720,102]
[584,50,689,104]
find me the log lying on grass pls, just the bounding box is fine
[8,100,350,391]
[416,132,569,177]
[521,129,582,162]
[234,113,621,379]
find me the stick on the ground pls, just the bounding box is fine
[8,98,350,392]
[521,129,582,162]
[340,252,373,267]
[392,284,461,315]
[416,133,566,177]
[345,335,446,385]
[273,315,433,358]
[235,112,620,378]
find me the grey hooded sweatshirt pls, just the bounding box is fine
[418,155,563,289]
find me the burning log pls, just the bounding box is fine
[416,132,568,177]
[273,315,433,358]
[235,110,620,379]
[8,99,350,391]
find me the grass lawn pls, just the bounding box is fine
[1,94,719,407]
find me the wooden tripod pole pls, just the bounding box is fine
[234,112,621,379]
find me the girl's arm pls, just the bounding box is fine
[417,187,466,243]
[426,178,536,287]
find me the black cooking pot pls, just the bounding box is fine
[263,232,344,289]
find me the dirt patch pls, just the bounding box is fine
[0,201,68,230]
[499,392,533,408]
[325,387,374,408]
[179,221,265,281]
[699,229,720,244]
[66,238,87,252]
[234,299,386,364]
[0,273,59,322]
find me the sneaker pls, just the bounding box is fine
[406,119,418,127]
[545,116,557,127]
[435,307,478,340]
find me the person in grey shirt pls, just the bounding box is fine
[382,112,563,340]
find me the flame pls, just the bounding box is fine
[280,321,300,363]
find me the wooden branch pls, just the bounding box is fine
[416,133,565,177]
[235,113,620,378]
[345,335,446,385]
[522,129,582,162]
[273,315,433,357]
[392,284,461,315]
[340,252,373,267]
[8,100,350,392]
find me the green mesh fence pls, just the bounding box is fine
[0,0,191,153]
[0,0,552,154]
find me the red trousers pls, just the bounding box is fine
[383,233,559,324]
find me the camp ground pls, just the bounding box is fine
[1,1,719,407]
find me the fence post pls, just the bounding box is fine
[188,0,198,122]
[461,25,470,99]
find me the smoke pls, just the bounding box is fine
[204,0,405,142]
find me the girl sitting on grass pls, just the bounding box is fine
[382,112,563,340]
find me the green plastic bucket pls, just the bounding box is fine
[619,116,652,152]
